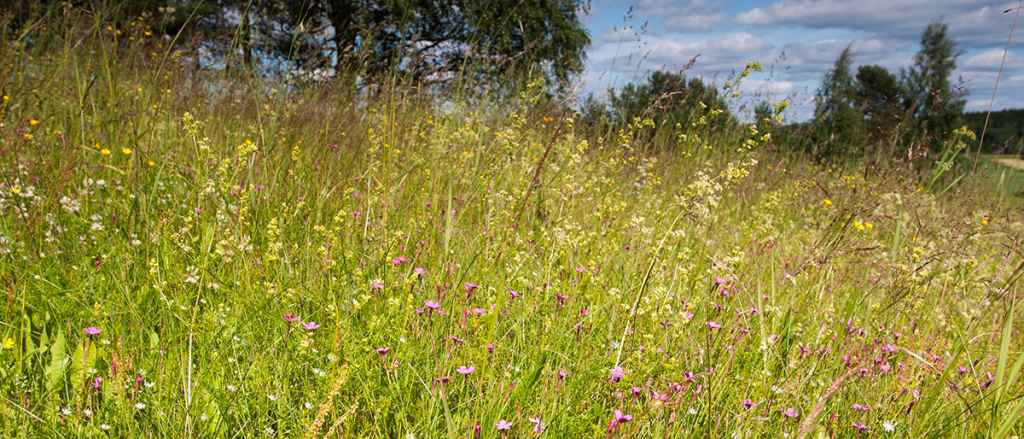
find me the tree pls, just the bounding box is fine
[255,0,591,89]
[854,65,907,144]
[902,21,966,144]
[6,0,590,90]
[608,71,733,134]
[812,44,864,159]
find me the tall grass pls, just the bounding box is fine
[0,8,1022,438]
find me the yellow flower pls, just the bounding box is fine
[981,216,989,226]
[28,117,40,127]
[822,198,833,208]
[1,337,13,350]
[9,185,20,195]
[147,159,155,167]
[22,133,33,141]
[2,95,9,104]
[100,148,111,156]
[122,147,134,156]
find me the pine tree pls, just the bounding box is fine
[903,21,966,144]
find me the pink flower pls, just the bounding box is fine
[782,408,798,418]
[557,369,568,381]
[706,321,722,330]
[852,422,869,433]
[376,347,390,356]
[414,267,426,277]
[529,416,545,433]
[457,365,475,375]
[496,420,513,431]
[391,256,408,266]
[631,386,643,397]
[92,376,103,390]
[852,403,870,412]
[575,266,586,274]
[487,342,495,354]
[303,321,320,331]
[464,282,479,297]
[742,399,757,409]
[83,326,101,336]
[370,280,384,291]
[607,410,632,432]
[609,366,625,383]
[282,314,300,323]
[509,289,520,299]
[424,300,440,313]
[555,293,568,307]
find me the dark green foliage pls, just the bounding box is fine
[964,109,1024,154]
[3,0,590,90]
[607,71,734,132]
[811,44,864,159]
[902,21,966,143]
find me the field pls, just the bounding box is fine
[2,22,1024,439]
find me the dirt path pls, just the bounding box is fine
[987,155,1024,171]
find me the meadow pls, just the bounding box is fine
[2,15,1024,439]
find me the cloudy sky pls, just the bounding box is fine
[580,0,1023,121]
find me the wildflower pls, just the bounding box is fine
[435,376,450,385]
[283,314,300,323]
[99,424,111,431]
[424,300,440,311]
[852,403,870,412]
[496,420,512,431]
[391,256,408,265]
[121,147,133,156]
[822,198,833,207]
[782,408,798,419]
[607,410,632,432]
[92,376,103,390]
[706,321,722,330]
[303,321,320,331]
[226,384,238,392]
[609,366,625,383]
[84,326,101,336]
[509,289,520,299]
[370,280,384,291]
[267,394,278,401]
[100,148,111,156]
[464,282,479,297]
[882,421,896,432]
[556,293,568,307]
[134,402,146,410]
[29,117,41,127]
[742,399,757,409]
[457,365,475,375]
[414,267,426,277]
[852,422,869,433]
[557,369,568,381]
[487,342,495,354]
[631,386,643,397]
[529,416,545,433]
[2,337,14,350]
[22,132,33,141]
[376,347,390,356]
[2,95,9,104]
[146,159,155,167]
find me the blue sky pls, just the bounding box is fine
[579,0,1024,121]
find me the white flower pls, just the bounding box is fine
[134,402,146,410]
[303,402,313,409]
[226,384,238,392]
[99,423,111,431]
[882,421,896,432]
[60,407,71,416]
[267,394,277,401]
[82,408,93,418]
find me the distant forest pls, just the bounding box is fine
[965,109,1024,154]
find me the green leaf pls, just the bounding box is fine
[44,332,67,393]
